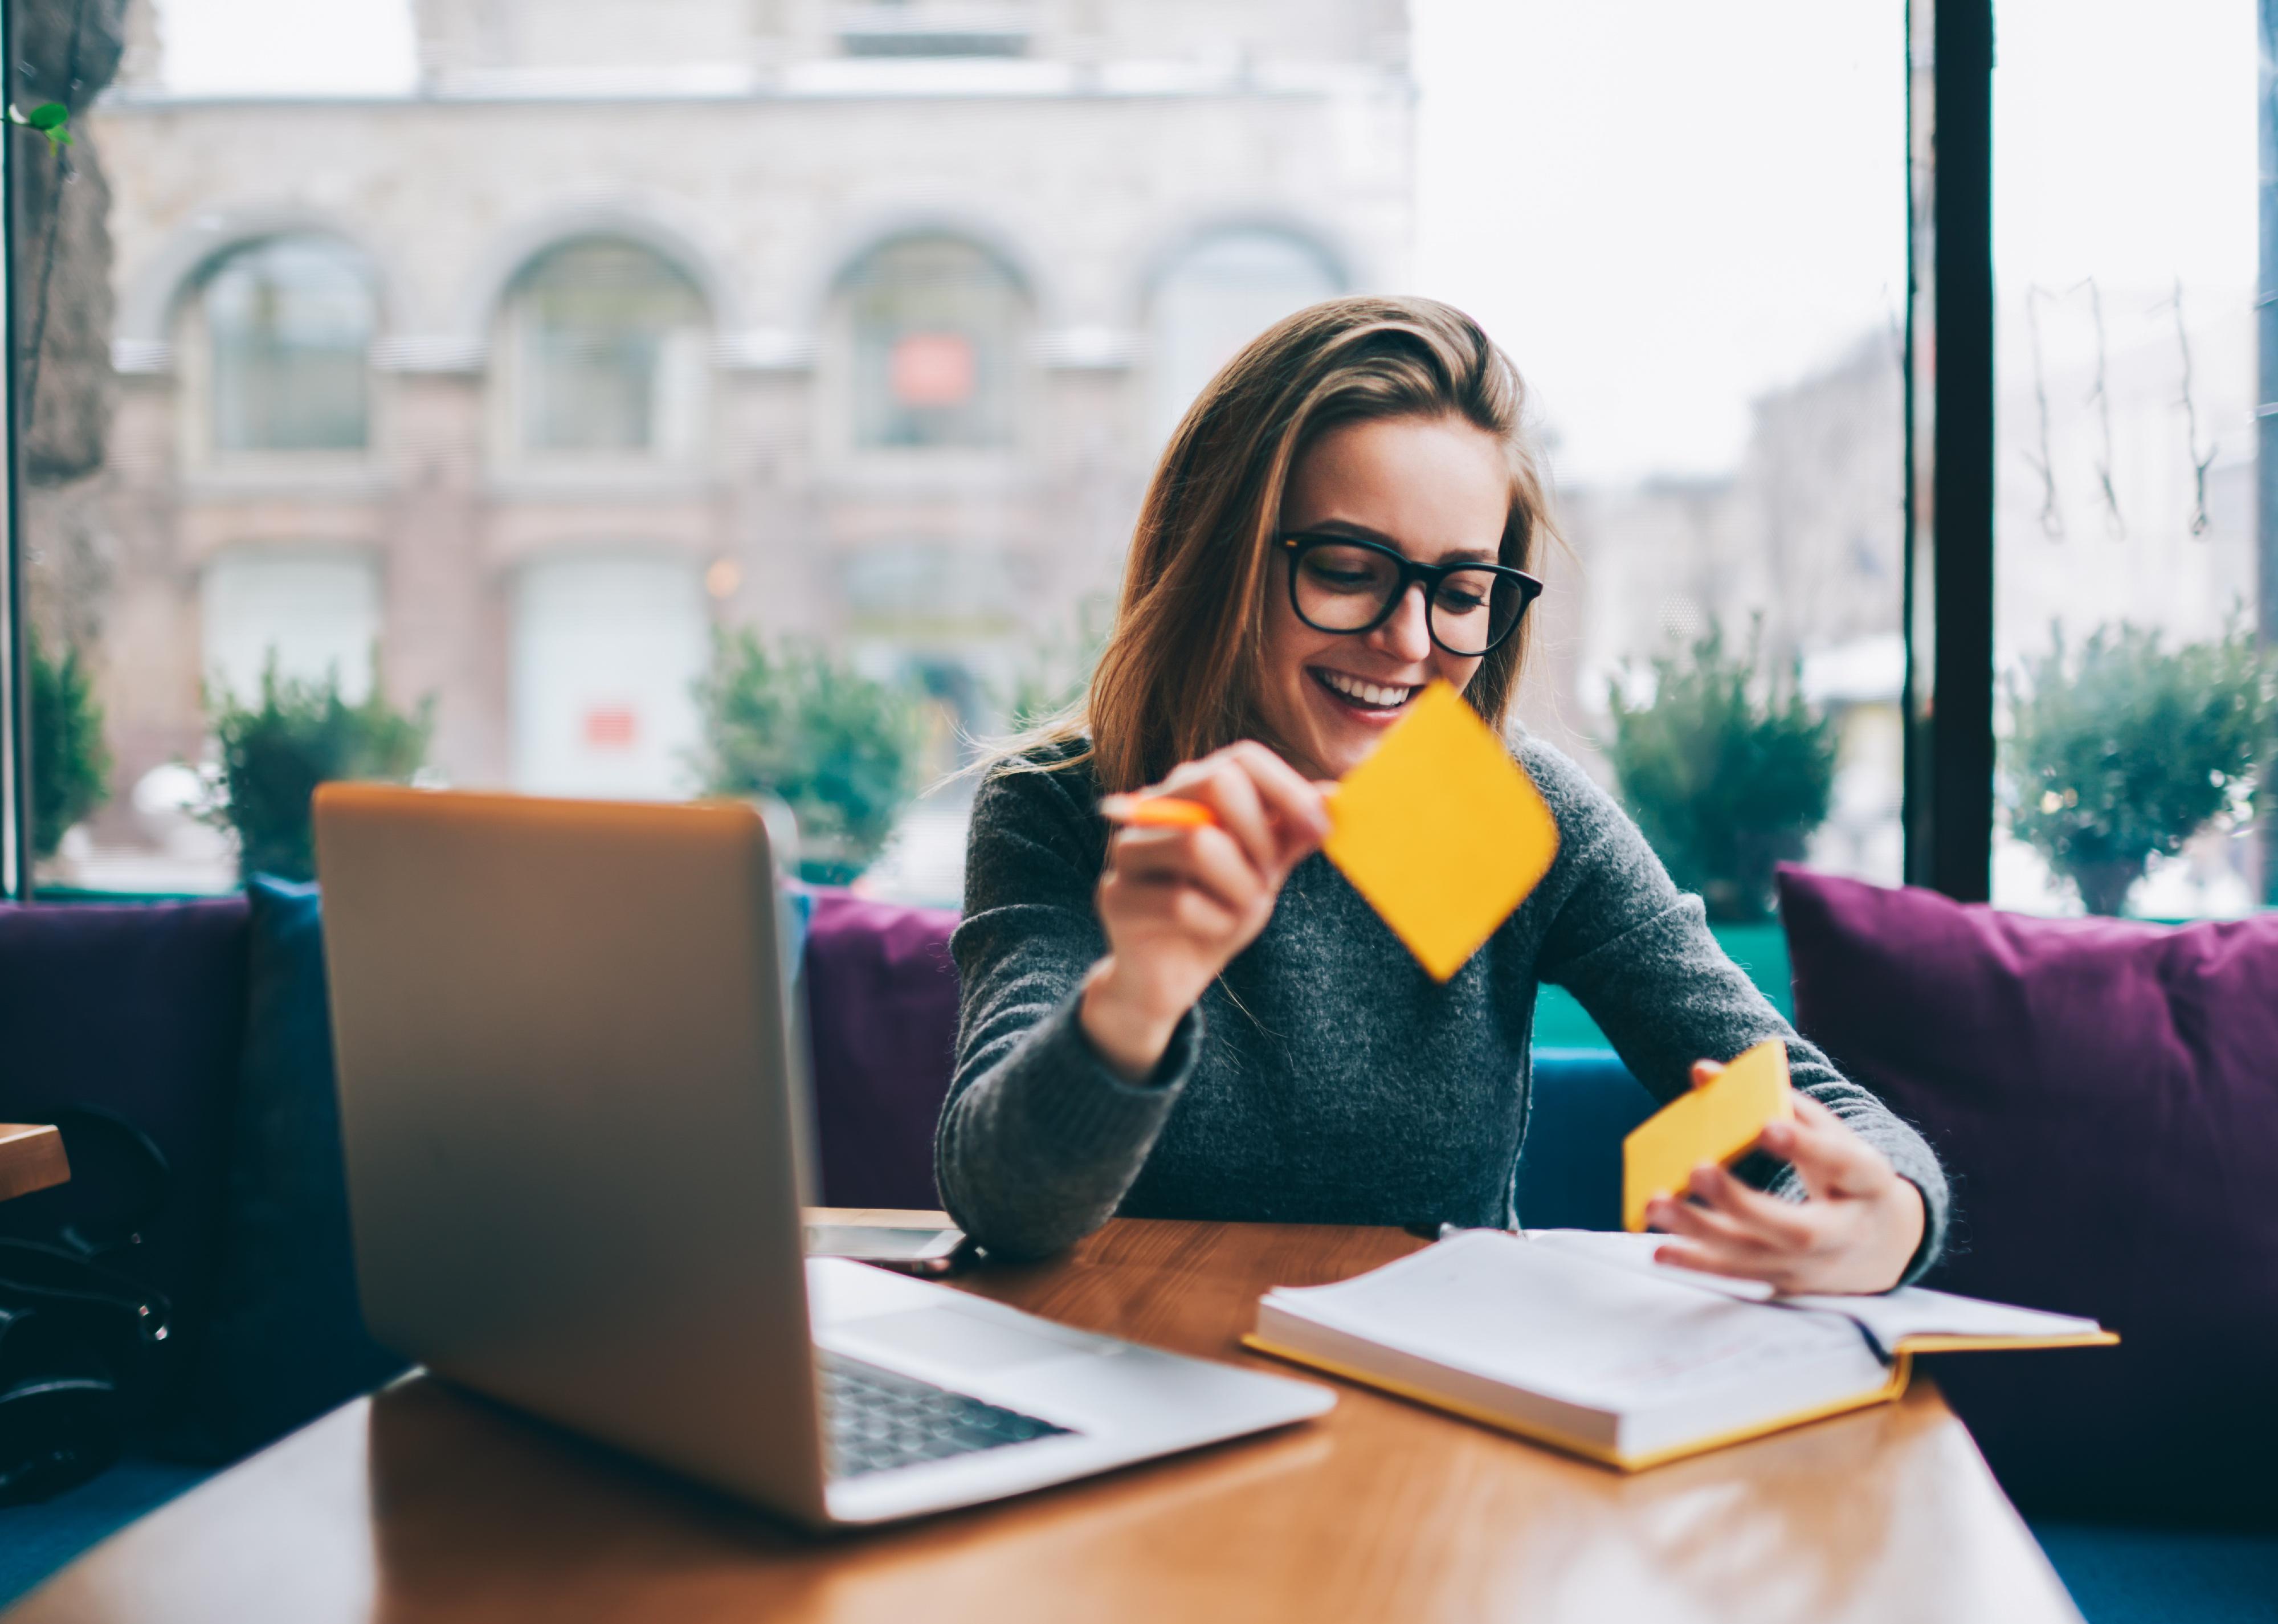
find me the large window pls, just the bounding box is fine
[842,235,1027,451]
[196,236,375,454]
[504,239,709,459]
[9,0,2248,930]
[1416,0,1910,946]
[1989,0,2259,919]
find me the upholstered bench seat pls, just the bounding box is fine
[3,888,2272,1620]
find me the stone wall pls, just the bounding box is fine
[14,0,124,482]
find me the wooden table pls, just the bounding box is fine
[6,1220,2081,1624]
[0,1124,68,1204]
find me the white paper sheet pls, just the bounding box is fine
[1521,1227,2106,1356]
[1263,1231,1878,1413]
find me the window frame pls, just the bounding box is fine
[490,236,715,479]
[824,231,1033,471]
[3,0,28,897]
[1901,0,1997,901]
[184,235,381,467]
[2260,0,2278,907]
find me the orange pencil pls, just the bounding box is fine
[1099,794,1218,829]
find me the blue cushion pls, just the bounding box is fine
[166,879,406,1463]
[1517,1048,1659,1231]
[2032,1519,2278,1623]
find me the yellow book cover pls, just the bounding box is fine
[1244,1231,2115,1472]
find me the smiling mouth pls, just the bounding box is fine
[1311,667,1422,715]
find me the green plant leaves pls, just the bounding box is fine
[204,654,434,883]
[2002,618,2269,916]
[28,626,112,860]
[8,101,73,154]
[691,631,926,884]
[1605,621,1838,923]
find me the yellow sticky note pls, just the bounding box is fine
[1622,1039,1794,1233]
[1320,679,1559,982]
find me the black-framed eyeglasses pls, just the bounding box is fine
[1279,532,1544,658]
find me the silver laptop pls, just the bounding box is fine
[311,784,1332,1529]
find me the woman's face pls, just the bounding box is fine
[1256,413,1513,782]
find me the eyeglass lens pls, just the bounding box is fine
[1290,541,1527,657]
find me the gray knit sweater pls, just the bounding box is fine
[936,735,1949,1280]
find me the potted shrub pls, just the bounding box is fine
[204,656,432,882]
[1605,622,1838,923]
[2003,620,2268,916]
[692,631,924,885]
[28,626,112,860]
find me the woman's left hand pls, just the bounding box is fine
[1644,1065,1926,1295]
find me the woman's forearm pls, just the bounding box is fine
[1077,955,1189,1082]
[935,986,1199,1259]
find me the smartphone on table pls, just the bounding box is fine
[802,1211,973,1277]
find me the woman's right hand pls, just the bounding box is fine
[1080,741,1331,1082]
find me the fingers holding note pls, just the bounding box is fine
[1101,742,1330,879]
[1084,744,1331,1083]
[1646,1088,1928,1295]
[1626,1040,1924,1293]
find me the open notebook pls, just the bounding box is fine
[1243,1229,2115,1471]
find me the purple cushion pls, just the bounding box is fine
[801,890,961,1209]
[1777,866,2278,1521]
[0,899,251,1370]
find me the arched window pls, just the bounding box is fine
[200,238,375,452]
[504,239,709,457]
[841,235,1026,451]
[1149,229,1341,442]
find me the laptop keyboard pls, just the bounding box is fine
[818,1349,1074,1478]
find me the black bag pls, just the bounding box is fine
[0,1109,174,1505]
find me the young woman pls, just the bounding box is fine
[937,297,1945,1294]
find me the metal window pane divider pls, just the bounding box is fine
[1903,0,1997,901]
[2259,0,2278,904]
[2,0,31,903]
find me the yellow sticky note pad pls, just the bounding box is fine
[1622,1039,1794,1233]
[1321,680,1559,982]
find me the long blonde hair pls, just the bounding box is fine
[1015,296,1557,793]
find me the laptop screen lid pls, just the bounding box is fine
[312,785,828,1523]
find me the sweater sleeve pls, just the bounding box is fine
[933,758,1202,1260]
[1524,741,1950,1283]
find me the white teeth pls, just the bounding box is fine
[1320,670,1417,709]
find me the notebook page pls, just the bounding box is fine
[1263,1231,1878,1414]
[1526,1226,2106,1356]
[1526,1227,1777,1301]
[1778,1286,2106,1355]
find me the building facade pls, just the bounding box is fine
[63,0,1410,876]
